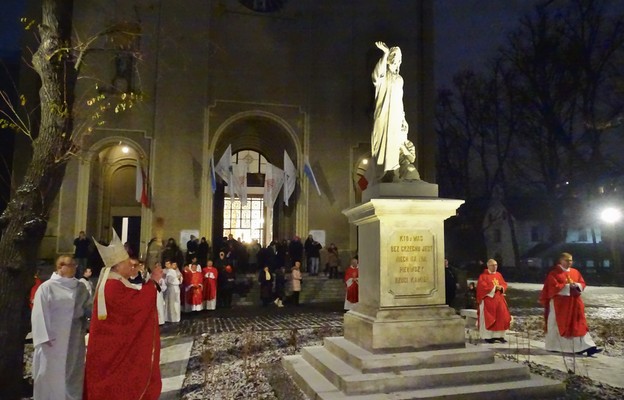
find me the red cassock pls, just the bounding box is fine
[29,277,42,310]
[85,278,161,400]
[476,270,511,332]
[539,266,588,337]
[186,267,204,308]
[344,267,359,304]
[202,266,218,302]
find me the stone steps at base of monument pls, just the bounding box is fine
[230,278,345,306]
[300,346,530,395]
[298,278,345,303]
[323,337,494,373]
[283,354,564,400]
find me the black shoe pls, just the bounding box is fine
[484,338,496,344]
[496,338,508,343]
[586,347,603,356]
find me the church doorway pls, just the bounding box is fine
[209,112,301,249]
[219,150,269,245]
[112,216,141,256]
[80,140,144,250]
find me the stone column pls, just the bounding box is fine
[343,194,465,353]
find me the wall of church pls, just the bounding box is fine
[25,0,433,261]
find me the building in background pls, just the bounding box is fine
[13,0,435,260]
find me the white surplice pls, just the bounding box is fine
[164,268,181,322]
[31,273,90,400]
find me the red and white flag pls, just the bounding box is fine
[135,160,150,208]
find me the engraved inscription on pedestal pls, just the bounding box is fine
[387,230,435,297]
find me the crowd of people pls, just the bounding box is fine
[30,223,606,400]
[28,230,361,399]
[58,231,357,316]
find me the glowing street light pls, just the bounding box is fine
[600,207,622,224]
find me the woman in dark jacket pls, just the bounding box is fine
[258,265,274,307]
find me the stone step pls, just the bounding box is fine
[323,337,494,373]
[390,375,565,400]
[234,276,346,305]
[301,346,531,395]
[283,354,564,400]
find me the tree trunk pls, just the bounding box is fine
[0,1,75,398]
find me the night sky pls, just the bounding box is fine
[434,0,536,88]
[0,0,25,56]
[0,0,539,85]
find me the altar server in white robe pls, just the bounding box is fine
[31,255,91,400]
[149,261,167,325]
[164,260,182,322]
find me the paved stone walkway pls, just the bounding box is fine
[158,302,345,399]
[157,286,624,399]
[165,311,344,337]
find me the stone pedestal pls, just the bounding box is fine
[342,196,465,352]
[283,184,564,399]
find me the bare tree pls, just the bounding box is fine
[0,3,77,397]
[500,0,624,241]
[438,0,624,266]
[0,1,141,397]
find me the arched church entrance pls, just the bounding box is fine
[78,138,147,258]
[211,115,300,252]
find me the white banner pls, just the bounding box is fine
[263,163,284,208]
[283,150,297,206]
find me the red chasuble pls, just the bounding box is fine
[186,266,204,307]
[539,265,588,337]
[85,277,161,400]
[344,267,359,304]
[202,266,218,301]
[476,270,511,331]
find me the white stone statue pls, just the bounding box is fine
[371,41,419,182]
[397,120,420,181]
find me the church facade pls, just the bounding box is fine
[20,0,435,260]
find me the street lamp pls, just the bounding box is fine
[600,206,622,281]
[600,207,622,224]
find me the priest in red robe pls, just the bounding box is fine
[203,260,219,310]
[476,259,511,343]
[184,258,204,312]
[539,252,602,356]
[85,231,162,400]
[344,258,359,310]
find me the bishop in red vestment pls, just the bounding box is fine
[476,259,511,343]
[85,233,162,400]
[344,258,359,310]
[202,260,218,310]
[539,252,601,356]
